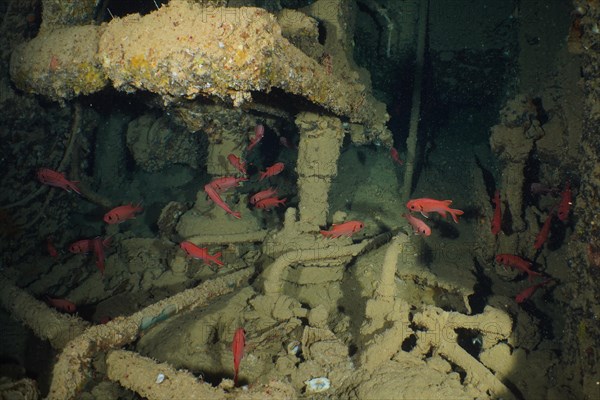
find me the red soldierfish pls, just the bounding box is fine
[103,203,143,224]
[204,183,241,219]
[406,198,464,223]
[557,181,572,222]
[46,296,76,313]
[534,208,555,250]
[255,197,286,210]
[46,237,59,258]
[516,278,553,303]
[320,220,364,238]
[180,241,224,266]
[37,168,81,194]
[247,124,264,151]
[249,188,277,205]
[69,237,111,254]
[495,254,542,281]
[227,154,247,175]
[232,327,246,386]
[92,236,106,275]
[491,190,502,235]
[390,147,404,165]
[259,162,285,181]
[209,176,248,193]
[403,213,432,236]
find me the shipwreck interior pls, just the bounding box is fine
[1,0,599,399]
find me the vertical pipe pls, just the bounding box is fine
[295,112,344,232]
[401,0,429,202]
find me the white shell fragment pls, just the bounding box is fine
[286,340,301,355]
[155,373,165,384]
[304,377,330,393]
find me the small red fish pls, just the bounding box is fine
[92,236,106,275]
[406,198,464,223]
[255,197,286,210]
[232,327,246,386]
[534,208,555,250]
[227,154,247,175]
[249,188,278,205]
[516,279,554,303]
[46,296,76,313]
[37,168,81,194]
[495,254,542,281]
[180,241,223,266]
[247,124,264,151]
[259,162,285,181]
[403,213,431,236]
[390,147,404,165]
[69,237,111,254]
[491,190,502,235]
[557,181,572,222]
[209,176,248,193]
[46,237,59,258]
[204,183,241,219]
[103,203,143,224]
[69,239,92,254]
[320,220,364,238]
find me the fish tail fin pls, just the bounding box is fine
[450,209,465,223]
[527,270,542,281]
[135,200,144,211]
[232,211,242,219]
[102,236,113,248]
[69,181,82,195]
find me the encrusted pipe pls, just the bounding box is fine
[0,276,90,349]
[11,1,387,131]
[295,112,344,232]
[263,243,367,295]
[375,233,408,301]
[106,349,296,400]
[47,268,253,400]
[106,350,226,400]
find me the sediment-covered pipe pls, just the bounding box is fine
[412,305,514,398]
[47,267,253,400]
[106,349,226,400]
[262,241,369,295]
[106,349,296,400]
[10,0,387,131]
[0,276,90,349]
[295,112,344,232]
